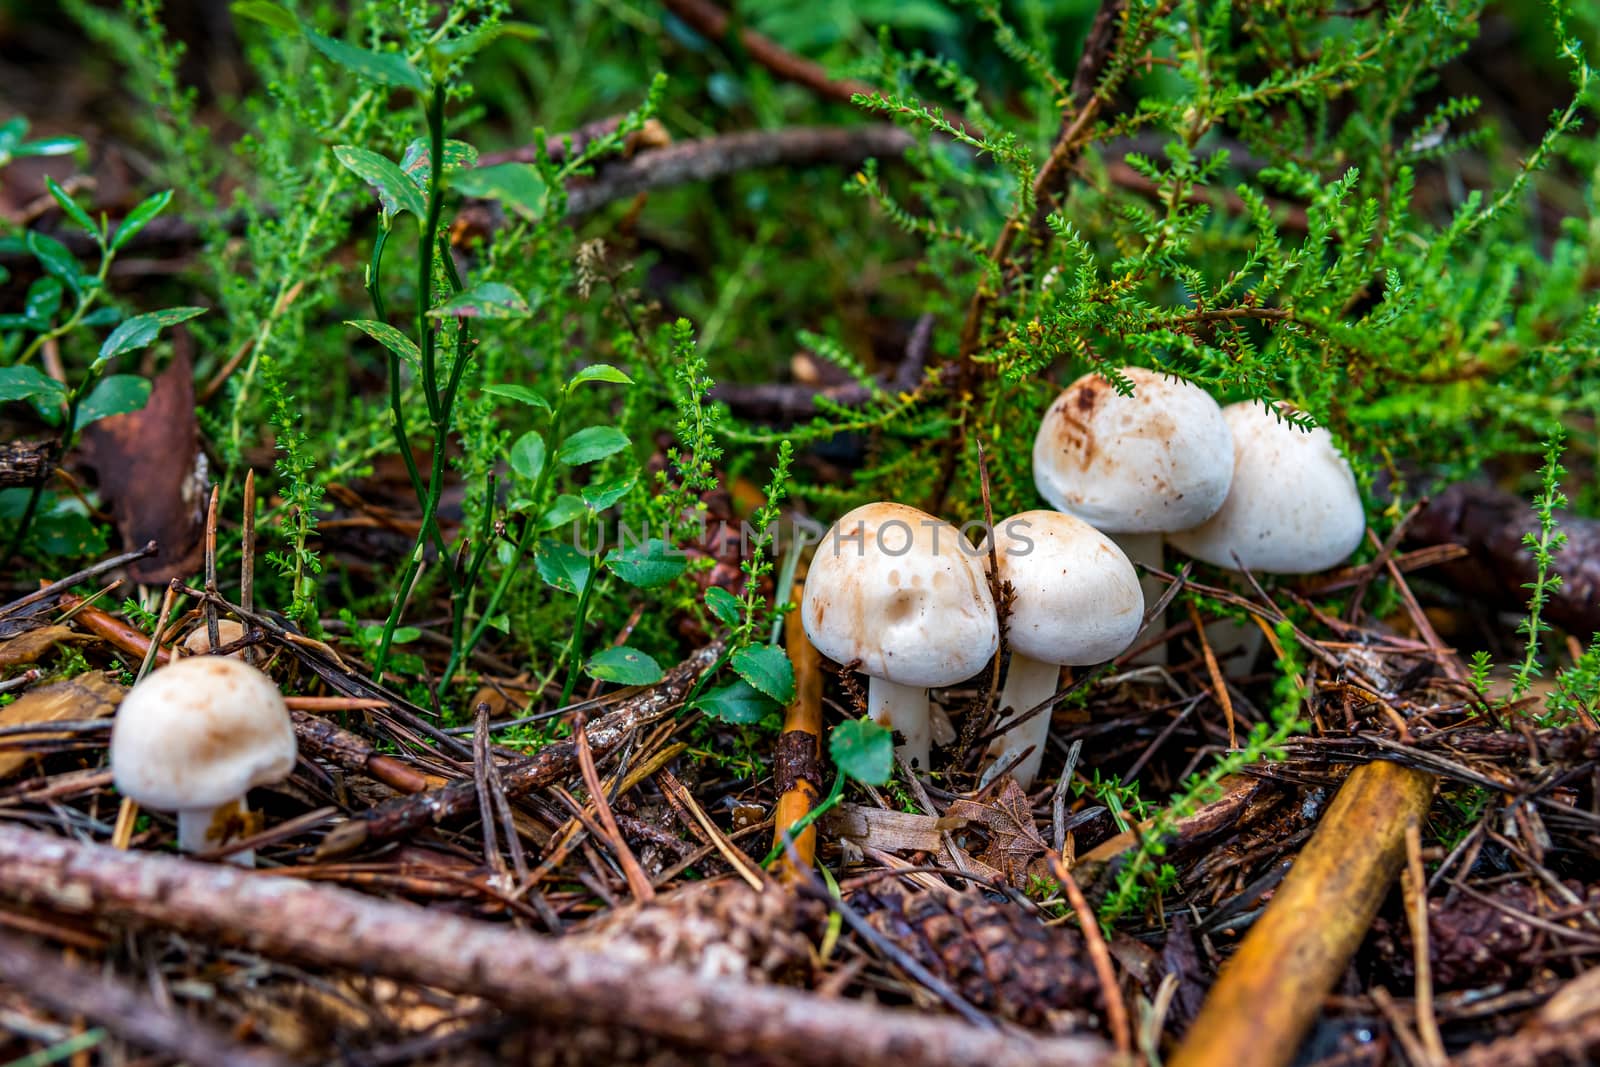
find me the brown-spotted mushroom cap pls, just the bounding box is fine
[1167,400,1365,573]
[1033,367,1233,534]
[182,619,246,656]
[111,656,296,812]
[801,501,998,687]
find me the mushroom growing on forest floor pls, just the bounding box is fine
[182,619,246,656]
[1033,366,1233,663]
[801,501,998,772]
[982,510,1144,788]
[1168,400,1366,673]
[110,656,297,866]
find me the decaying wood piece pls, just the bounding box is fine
[771,593,825,882]
[0,826,1115,1067]
[1168,760,1436,1067]
[316,640,724,856]
[0,929,293,1067]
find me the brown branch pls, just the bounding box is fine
[0,439,55,490]
[659,0,877,108]
[0,826,1115,1067]
[0,929,293,1067]
[315,640,725,857]
[566,125,915,215]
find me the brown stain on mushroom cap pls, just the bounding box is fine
[1033,366,1234,534]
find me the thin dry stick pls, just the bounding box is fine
[1050,852,1131,1056]
[0,540,157,619]
[241,469,256,615]
[135,580,181,684]
[573,715,655,903]
[1404,821,1447,1066]
[473,702,512,891]
[658,768,765,891]
[203,484,220,649]
[1187,600,1236,748]
[0,826,1114,1067]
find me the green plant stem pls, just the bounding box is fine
[559,535,604,706]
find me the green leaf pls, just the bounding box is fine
[509,430,546,482]
[305,28,427,90]
[732,645,796,704]
[584,645,664,686]
[26,231,82,293]
[607,538,687,588]
[567,363,634,389]
[539,494,586,531]
[400,137,479,189]
[831,718,894,785]
[13,136,83,162]
[24,277,63,326]
[582,471,638,512]
[695,679,777,725]
[704,587,741,627]
[534,538,592,594]
[430,20,544,61]
[452,162,549,221]
[111,190,173,252]
[482,383,553,413]
[46,177,98,241]
[430,281,530,319]
[346,319,421,368]
[558,426,630,466]
[74,375,151,430]
[0,365,66,406]
[97,307,207,366]
[333,146,426,222]
[230,0,300,34]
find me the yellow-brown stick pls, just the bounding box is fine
[1169,760,1434,1067]
[771,592,823,883]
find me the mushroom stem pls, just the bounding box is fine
[1110,531,1168,665]
[176,798,253,867]
[1205,616,1264,679]
[866,676,932,774]
[982,653,1062,788]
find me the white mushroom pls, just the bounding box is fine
[1033,367,1233,662]
[110,657,296,866]
[981,511,1144,788]
[1168,400,1366,674]
[182,619,246,657]
[801,501,998,772]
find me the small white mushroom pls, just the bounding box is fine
[1168,400,1366,674]
[181,619,246,657]
[801,501,998,772]
[110,657,296,866]
[1033,367,1233,662]
[981,511,1144,788]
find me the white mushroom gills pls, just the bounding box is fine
[109,657,297,866]
[1032,367,1233,663]
[801,501,999,773]
[1168,400,1366,674]
[981,511,1144,788]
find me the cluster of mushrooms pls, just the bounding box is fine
[801,367,1367,789]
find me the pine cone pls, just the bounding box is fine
[1372,880,1590,988]
[847,884,1102,1031]
[563,879,819,984]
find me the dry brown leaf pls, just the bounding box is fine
[946,778,1050,888]
[81,347,205,584]
[0,671,124,778]
[0,625,89,668]
[828,803,965,854]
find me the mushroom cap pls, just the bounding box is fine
[802,501,998,688]
[986,511,1145,666]
[1167,401,1366,574]
[111,657,296,811]
[182,619,246,656]
[1033,367,1233,534]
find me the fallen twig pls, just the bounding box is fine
[0,826,1115,1067]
